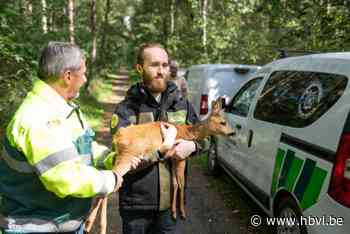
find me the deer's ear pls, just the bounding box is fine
[212,98,221,114]
[216,97,223,109]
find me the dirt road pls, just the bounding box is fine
[93,72,272,234]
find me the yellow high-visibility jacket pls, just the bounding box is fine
[0,79,115,233]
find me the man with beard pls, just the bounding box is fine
[111,43,201,234]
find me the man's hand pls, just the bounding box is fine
[130,156,143,170]
[165,139,196,160]
[159,122,177,154]
[112,156,142,191]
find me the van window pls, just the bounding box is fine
[254,71,348,127]
[226,78,262,117]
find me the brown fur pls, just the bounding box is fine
[84,98,234,233]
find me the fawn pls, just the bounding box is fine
[84,97,234,233]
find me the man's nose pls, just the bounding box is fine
[157,66,164,74]
[158,66,167,75]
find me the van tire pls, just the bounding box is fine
[275,197,307,234]
[207,138,220,175]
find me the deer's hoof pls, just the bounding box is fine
[180,212,186,220]
[172,212,177,220]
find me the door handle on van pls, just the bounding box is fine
[248,130,253,147]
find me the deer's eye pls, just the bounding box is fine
[220,121,226,126]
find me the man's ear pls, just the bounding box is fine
[62,70,71,84]
[136,64,143,75]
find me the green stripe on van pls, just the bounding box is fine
[271,149,285,196]
[300,166,327,209]
[278,150,295,188]
[284,157,303,192]
[294,158,316,202]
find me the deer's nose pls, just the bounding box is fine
[228,131,235,137]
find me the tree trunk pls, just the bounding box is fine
[202,0,208,56]
[91,0,97,65]
[86,0,97,89]
[101,0,111,53]
[68,0,75,44]
[25,0,32,16]
[170,0,175,35]
[41,0,48,33]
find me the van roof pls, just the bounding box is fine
[260,52,350,76]
[189,64,260,70]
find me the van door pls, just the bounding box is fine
[217,77,263,186]
[242,72,288,209]
[244,116,283,209]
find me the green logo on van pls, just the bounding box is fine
[271,148,327,210]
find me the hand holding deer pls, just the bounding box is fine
[84,122,178,234]
[165,139,196,160]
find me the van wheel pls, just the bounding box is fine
[207,138,220,175]
[275,197,307,234]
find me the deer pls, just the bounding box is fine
[84,97,235,234]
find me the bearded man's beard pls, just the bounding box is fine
[143,74,167,93]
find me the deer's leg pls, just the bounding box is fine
[113,156,133,176]
[99,196,108,234]
[84,197,103,233]
[177,160,186,219]
[171,161,178,220]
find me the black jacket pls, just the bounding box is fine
[111,81,199,210]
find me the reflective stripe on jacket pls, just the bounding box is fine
[0,79,115,233]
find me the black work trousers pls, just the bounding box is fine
[120,209,177,234]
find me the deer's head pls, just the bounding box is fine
[205,97,235,137]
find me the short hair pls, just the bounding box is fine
[136,43,167,65]
[38,41,85,81]
[169,59,178,68]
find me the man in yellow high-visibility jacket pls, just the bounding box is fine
[0,42,177,234]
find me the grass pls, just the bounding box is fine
[88,73,115,103]
[76,90,104,130]
[76,72,114,130]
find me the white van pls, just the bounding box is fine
[186,64,260,120]
[209,53,350,234]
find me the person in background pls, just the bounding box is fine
[169,59,188,98]
[0,41,177,234]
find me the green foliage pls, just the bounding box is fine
[77,72,114,130]
[0,34,36,133]
[75,89,104,131]
[128,70,142,85]
[88,70,114,103]
[2,0,350,137]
